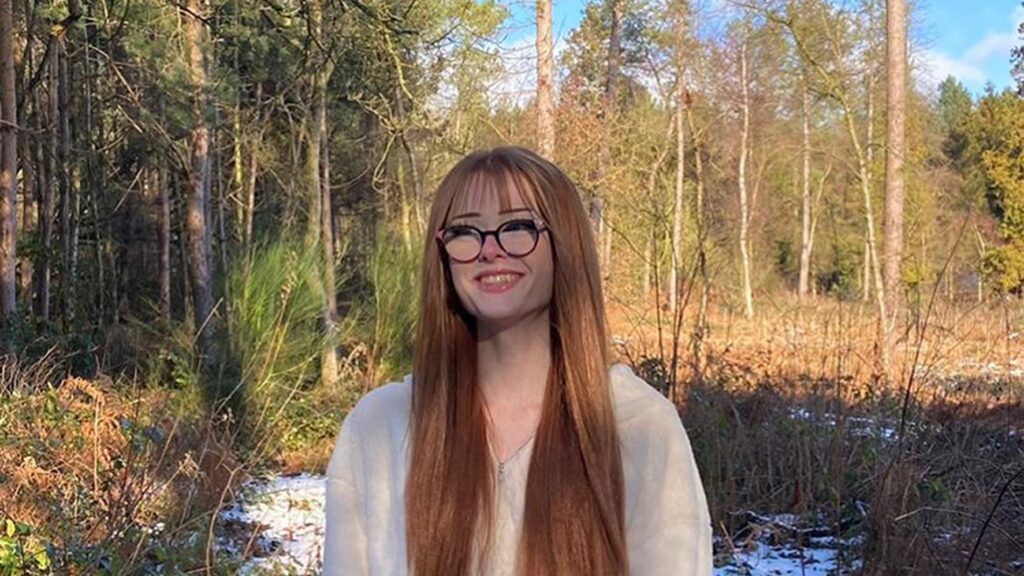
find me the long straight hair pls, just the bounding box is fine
[406,147,627,576]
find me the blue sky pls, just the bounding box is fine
[498,0,1023,97]
[918,0,1022,94]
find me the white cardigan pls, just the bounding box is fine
[323,363,712,575]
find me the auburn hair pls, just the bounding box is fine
[406,146,628,575]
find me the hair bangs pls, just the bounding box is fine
[444,159,544,226]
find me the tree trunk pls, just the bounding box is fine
[846,110,888,345]
[19,106,33,302]
[798,76,813,298]
[738,40,753,319]
[594,0,622,268]
[1,0,18,318]
[309,0,338,387]
[320,113,338,387]
[243,83,262,262]
[38,67,54,322]
[182,0,215,366]
[158,161,171,322]
[56,38,76,328]
[395,85,422,249]
[883,0,906,336]
[686,103,708,386]
[536,0,554,158]
[669,4,686,313]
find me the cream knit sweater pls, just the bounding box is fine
[324,363,712,575]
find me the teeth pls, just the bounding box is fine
[479,274,519,286]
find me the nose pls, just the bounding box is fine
[478,233,505,261]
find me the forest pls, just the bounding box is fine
[0,0,1023,573]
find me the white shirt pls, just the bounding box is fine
[323,363,712,575]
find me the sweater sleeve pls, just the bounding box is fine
[323,409,370,575]
[625,404,713,576]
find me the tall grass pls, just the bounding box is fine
[357,227,421,386]
[222,238,354,468]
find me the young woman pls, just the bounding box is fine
[324,147,711,575]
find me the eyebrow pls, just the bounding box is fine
[449,207,534,221]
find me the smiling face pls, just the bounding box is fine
[442,173,555,336]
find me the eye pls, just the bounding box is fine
[501,220,538,232]
[444,225,477,238]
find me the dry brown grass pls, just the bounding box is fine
[0,361,246,573]
[607,293,1024,574]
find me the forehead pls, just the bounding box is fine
[448,169,539,221]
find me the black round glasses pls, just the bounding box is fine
[436,219,548,263]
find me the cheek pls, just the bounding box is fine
[449,265,474,302]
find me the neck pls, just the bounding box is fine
[476,308,552,409]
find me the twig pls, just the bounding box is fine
[964,466,1024,574]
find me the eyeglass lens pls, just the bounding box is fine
[443,220,540,261]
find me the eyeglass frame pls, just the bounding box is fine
[435,218,549,263]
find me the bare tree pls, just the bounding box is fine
[882,0,906,335]
[737,38,754,319]
[669,0,687,312]
[536,0,554,158]
[595,0,622,268]
[797,71,813,298]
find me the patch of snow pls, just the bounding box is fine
[216,473,326,575]
[714,539,849,575]
[214,473,861,576]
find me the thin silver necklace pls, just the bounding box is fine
[482,395,537,479]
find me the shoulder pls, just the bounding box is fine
[609,362,683,435]
[327,375,412,479]
[343,374,413,440]
[609,363,695,473]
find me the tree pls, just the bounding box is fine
[882,0,906,333]
[669,0,687,313]
[936,76,972,167]
[1012,1,1023,96]
[182,0,215,368]
[536,0,554,158]
[737,35,754,318]
[972,90,1024,292]
[797,68,813,298]
[1,0,16,319]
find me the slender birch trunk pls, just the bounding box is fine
[669,4,687,313]
[536,0,554,158]
[738,40,754,319]
[798,76,813,298]
[686,101,709,385]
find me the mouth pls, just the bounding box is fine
[474,270,524,293]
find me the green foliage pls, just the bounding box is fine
[936,76,973,167]
[968,90,1024,291]
[222,239,337,462]
[0,519,51,575]
[356,227,421,385]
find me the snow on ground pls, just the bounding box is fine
[713,538,846,575]
[217,473,326,575]
[217,475,852,575]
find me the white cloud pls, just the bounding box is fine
[917,48,988,87]
[917,5,1021,92]
[962,32,1016,63]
